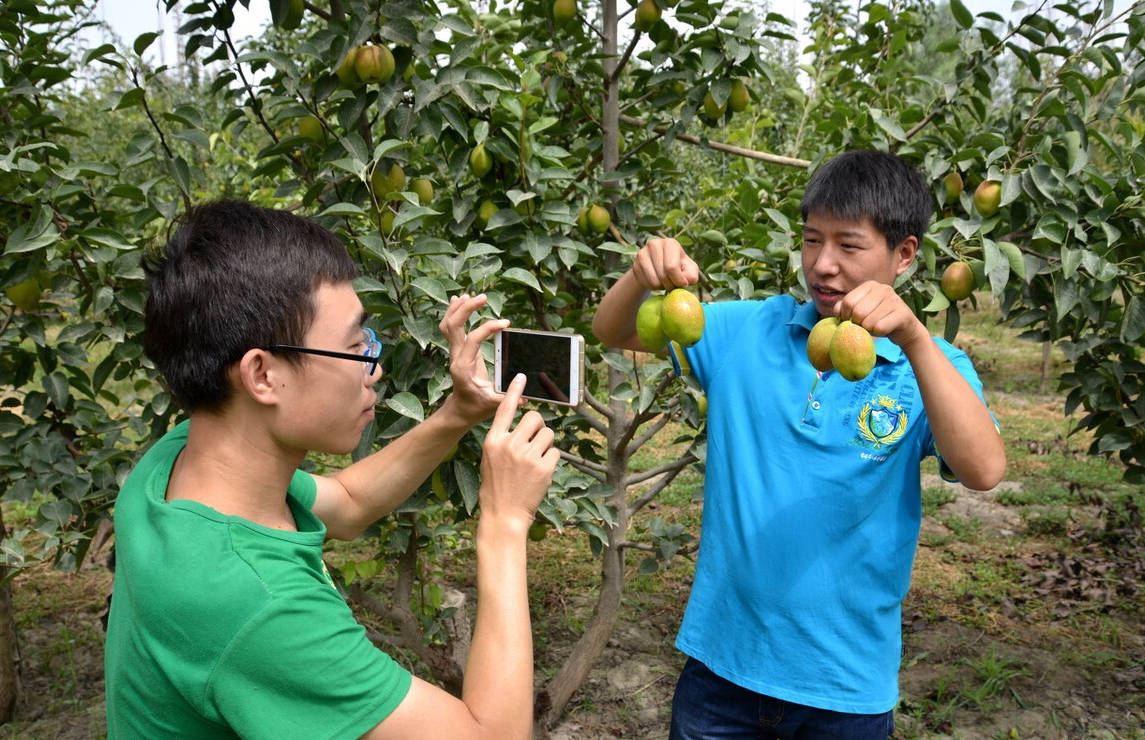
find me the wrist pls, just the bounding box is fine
[476,514,531,546]
[437,393,481,431]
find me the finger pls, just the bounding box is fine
[439,293,471,341]
[510,409,547,442]
[455,317,511,372]
[441,293,486,333]
[489,373,526,435]
[529,425,556,454]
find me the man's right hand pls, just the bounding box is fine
[478,373,559,532]
[631,237,701,291]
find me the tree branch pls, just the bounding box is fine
[574,401,609,436]
[612,372,676,455]
[558,451,608,482]
[581,387,612,421]
[619,115,810,168]
[607,32,641,86]
[625,412,672,458]
[629,450,699,515]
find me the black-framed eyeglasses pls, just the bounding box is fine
[266,327,382,377]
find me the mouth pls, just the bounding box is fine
[812,284,846,304]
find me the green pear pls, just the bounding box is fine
[636,294,668,352]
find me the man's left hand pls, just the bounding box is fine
[439,293,514,426]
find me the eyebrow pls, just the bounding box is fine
[803,226,869,239]
[347,310,369,340]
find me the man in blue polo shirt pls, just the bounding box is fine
[592,150,1006,738]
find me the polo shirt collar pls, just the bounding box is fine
[787,299,903,364]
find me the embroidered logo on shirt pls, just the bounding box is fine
[855,395,907,451]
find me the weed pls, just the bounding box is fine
[1021,506,1071,536]
[938,514,983,543]
[922,485,958,516]
[960,647,1027,710]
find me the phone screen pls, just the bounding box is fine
[498,330,575,404]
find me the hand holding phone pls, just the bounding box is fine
[494,328,585,406]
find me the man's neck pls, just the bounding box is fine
[166,411,306,531]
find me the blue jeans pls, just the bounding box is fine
[668,658,895,740]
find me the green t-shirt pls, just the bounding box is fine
[105,421,411,738]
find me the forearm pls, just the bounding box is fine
[591,269,648,350]
[332,396,472,525]
[462,517,533,739]
[902,336,1006,490]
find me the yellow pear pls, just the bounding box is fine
[941,261,975,301]
[670,340,691,376]
[828,320,876,381]
[411,178,434,205]
[476,199,498,226]
[973,180,1001,217]
[587,204,611,234]
[806,316,840,372]
[943,171,963,202]
[634,0,662,31]
[728,79,750,112]
[661,288,704,347]
[553,0,576,25]
[469,144,493,177]
[431,468,449,501]
[354,44,395,84]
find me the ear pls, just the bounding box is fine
[893,235,919,277]
[235,349,286,407]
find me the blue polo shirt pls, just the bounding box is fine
[670,295,989,714]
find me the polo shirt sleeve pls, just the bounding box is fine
[206,587,412,740]
[926,340,999,482]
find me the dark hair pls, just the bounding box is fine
[799,150,933,249]
[144,199,357,412]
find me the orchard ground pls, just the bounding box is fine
[2,296,1144,739]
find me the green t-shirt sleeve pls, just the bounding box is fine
[206,586,412,739]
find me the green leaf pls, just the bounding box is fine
[114,87,146,111]
[869,108,906,141]
[453,460,480,514]
[1062,130,1087,175]
[501,267,542,292]
[949,0,974,28]
[5,208,59,254]
[43,372,69,410]
[386,391,425,422]
[943,303,961,343]
[1121,296,1145,342]
[983,239,1010,296]
[1061,247,1082,279]
[411,277,449,304]
[134,32,161,55]
[318,202,367,217]
[997,242,1026,282]
[922,289,951,314]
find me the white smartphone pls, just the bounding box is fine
[494,328,585,406]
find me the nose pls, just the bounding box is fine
[811,242,840,276]
[365,362,382,384]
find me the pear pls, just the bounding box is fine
[973,180,1001,217]
[941,261,975,301]
[828,320,876,381]
[635,294,668,352]
[661,288,704,347]
[806,316,840,372]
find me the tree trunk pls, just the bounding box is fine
[535,0,639,731]
[0,508,20,721]
[1040,340,1051,393]
[537,373,631,730]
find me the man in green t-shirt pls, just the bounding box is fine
[105,199,558,739]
